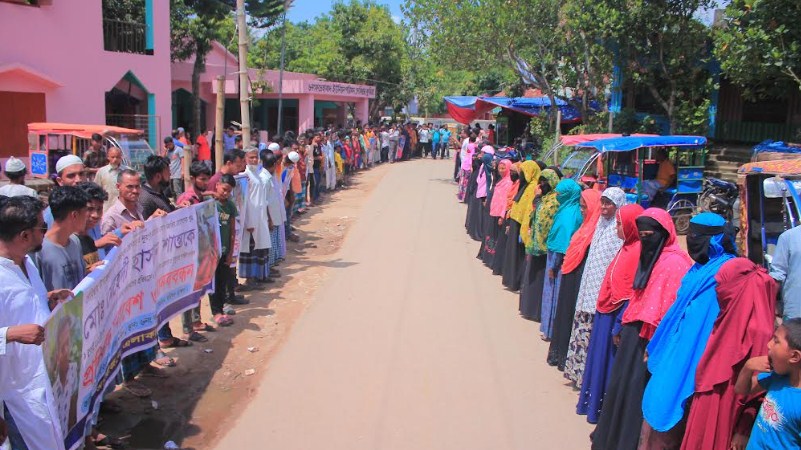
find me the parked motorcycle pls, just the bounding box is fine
[698,177,740,221]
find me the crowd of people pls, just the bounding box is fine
[458,130,801,449]
[0,123,396,450]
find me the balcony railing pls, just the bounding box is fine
[103,19,147,55]
[715,121,801,144]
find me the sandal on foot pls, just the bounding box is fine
[193,322,215,332]
[186,331,209,342]
[122,381,151,398]
[152,351,175,368]
[159,337,192,348]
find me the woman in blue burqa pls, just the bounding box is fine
[639,212,737,448]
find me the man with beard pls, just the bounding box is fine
[101,166,173,397]
[0,195,72,450]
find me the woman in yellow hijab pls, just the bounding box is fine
[501,160,542,291]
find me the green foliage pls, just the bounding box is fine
[590,0,714,134]
[170,0,287,134]
[404,0,612,125]
[102,0,145,22]
[714,0,801,98]
[250,0,412,120]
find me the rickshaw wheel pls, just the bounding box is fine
[674,214,691,235]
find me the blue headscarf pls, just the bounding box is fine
[545,178,583,253]
[642,212,736,432]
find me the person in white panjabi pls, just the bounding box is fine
[324,134,337,190]
[0,196,72,450]
[0,157,37,198]
[238,147,273,285]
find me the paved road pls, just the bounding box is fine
[216,159,594,450]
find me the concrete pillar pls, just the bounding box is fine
[355,98,369,126]
[298,95,315,133]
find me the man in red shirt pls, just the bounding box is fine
[196,129,212,171]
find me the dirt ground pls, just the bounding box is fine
[97,165,389,450]
[213,159,595,450]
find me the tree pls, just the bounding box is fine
[170,0,288,136]
[587,0,714,134]
[404,0,611,130]
[249,0,412,122]
[714,0,801,98]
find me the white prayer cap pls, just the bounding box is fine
[288,151,300,163]
[268,142,281,151]
[55,154,84,174]
[4,157,25,173]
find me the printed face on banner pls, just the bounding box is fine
[194,202,221,291]
[231,175,248,267]
[44,295,84,437]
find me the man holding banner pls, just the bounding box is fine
[0,196,71,450]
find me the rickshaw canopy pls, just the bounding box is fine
[28,122,144,138]
[575,135,707,153]
[738,159,801,177]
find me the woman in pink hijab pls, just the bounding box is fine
[480,159,513,267]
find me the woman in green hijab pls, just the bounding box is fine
[540,178,584,340]
[519,168,561,321]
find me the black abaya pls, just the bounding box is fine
[501,220,525,290]
[518,254,547,321]
[547,258,587,369]
[491,218,510,275]
[591,322,649,450]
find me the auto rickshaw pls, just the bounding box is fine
[736,158,801,266]
[27,122,156,179]
[568,135,708,234]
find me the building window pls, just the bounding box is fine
[102,0,151,55]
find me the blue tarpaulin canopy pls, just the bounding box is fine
[575,135,707,152]
[443,95,587,125]
[753,140,801,155]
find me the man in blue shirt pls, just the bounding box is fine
[223,126,237,152]
[770,225,801,319]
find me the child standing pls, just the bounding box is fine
[207,174,238,327]
[736,318,801,449]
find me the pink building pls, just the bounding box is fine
[171,42,375,139]
[0,1,375,165]
[0,0,171,159]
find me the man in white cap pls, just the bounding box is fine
[43,155,87,227]
[0,157,37,198]
[283,150,301,243]
[54,154,86,187]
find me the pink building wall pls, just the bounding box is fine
[172,42,374,135]
[0,1,172,142]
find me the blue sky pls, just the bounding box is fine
[287,0,405,24]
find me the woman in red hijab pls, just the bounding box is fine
[681,258,777,450]
[546,188,601,368]
[592,208,692,450]
[576,203,644,424]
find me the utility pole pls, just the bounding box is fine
[236,0,251,145]
[276,9,287,137]
[215,75,225,170]
[554,109,561,166]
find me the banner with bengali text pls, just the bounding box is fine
[43,201,221,450]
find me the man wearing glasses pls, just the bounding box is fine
[0,195,73,450]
